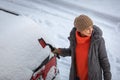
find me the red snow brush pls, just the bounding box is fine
[38,38,46,48]
[38,38,60,59]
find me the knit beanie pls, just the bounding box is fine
[74,14,93,31]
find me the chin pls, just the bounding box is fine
[86,34,92,37]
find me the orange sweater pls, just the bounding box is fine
[75,31,90,80]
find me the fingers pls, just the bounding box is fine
[52,48,61,54]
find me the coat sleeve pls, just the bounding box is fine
[59,46,71,57]
[98,37,112,80]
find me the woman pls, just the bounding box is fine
[53,14,111,80]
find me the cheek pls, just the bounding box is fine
[87,29,93,34]
[90,29,93,33]
[83,31,92,36]
[82,32,88,36]
[84,31,90,34]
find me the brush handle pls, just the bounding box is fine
[47,44,60,59]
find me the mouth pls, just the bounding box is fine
[87,33,92,36]
[88,33,92,35]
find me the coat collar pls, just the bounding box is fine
[69,25,103,43]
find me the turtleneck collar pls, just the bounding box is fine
[76,31,91,44]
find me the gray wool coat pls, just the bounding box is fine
[59,25,111,80]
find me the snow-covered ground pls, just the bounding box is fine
[0,0,120,80]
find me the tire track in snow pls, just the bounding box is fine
[43,0,120,28]
[28,0,75,20]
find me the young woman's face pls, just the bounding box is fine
[77,26,93,37]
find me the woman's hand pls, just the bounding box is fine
[52,48,61,54]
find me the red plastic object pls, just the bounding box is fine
[38,38,46,48]
[31,56,57,80]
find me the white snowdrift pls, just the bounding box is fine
[0,11,53,80]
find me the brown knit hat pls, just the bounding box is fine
[74,14,93,31]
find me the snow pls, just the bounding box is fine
[0,0,120,80]
[0,11,53,80]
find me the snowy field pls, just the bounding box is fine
[0,0,120,80]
